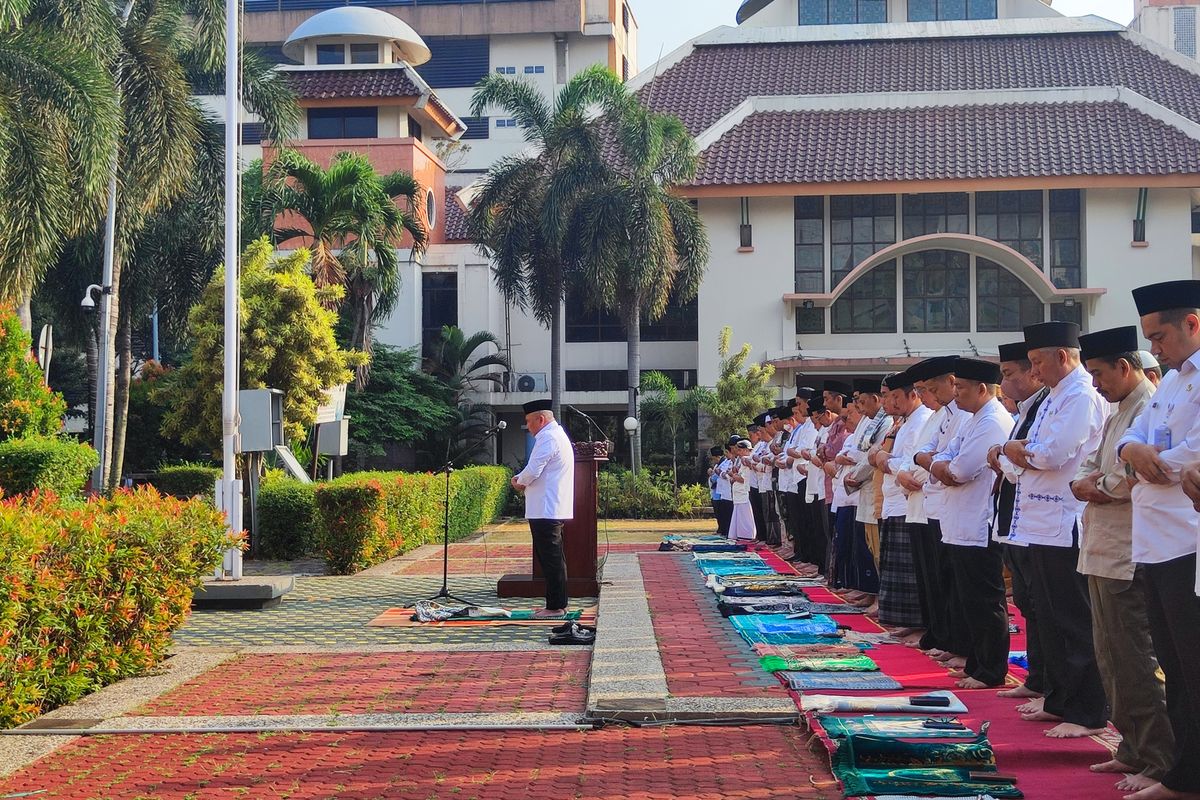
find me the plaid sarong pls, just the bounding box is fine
[878,515,924,628]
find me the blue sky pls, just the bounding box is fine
[633,0,1136,70]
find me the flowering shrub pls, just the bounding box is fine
[312,467,512,574]
[0,307,67,441]
[0,436,98,498]
[0,487,230,727]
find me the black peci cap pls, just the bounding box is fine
[1079,326,1140,362]
[1132,280,1200,317]
[997,341,1030,363]
[522,399,553,414]
[954,358,1002,385]
[882,370,913,391]
[853,377,883,395]
[823,380,853,396]
[908,356,959,383]
[1023,321,1080,351]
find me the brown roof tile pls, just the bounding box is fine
[640,33,1200,135]
[693,102,1200,185]
[287,68,422,100]
[444,191,471,241]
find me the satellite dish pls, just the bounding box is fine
[517,374,536,392]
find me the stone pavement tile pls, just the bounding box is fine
[172,575,596,649]
[135,652,591,716]
[0,725,836,799]
[639,553,784,698]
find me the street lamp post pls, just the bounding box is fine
[623,416,639,474]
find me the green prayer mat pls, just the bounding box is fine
[833,766,1023,798]
[816,715,978,740]
[759,654,879,673]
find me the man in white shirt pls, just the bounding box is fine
[782,389,818,566]
[747,417,769,537]
[803,398,832,575]
[988,341,1049,705]
[512,399,575,616]
[1117,281,1200,800]
[1004,322,1107,739]
[931,358,1013,689]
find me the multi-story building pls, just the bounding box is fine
[1131,0,1200,60]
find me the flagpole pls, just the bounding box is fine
[218,0,244,579]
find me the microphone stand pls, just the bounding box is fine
[425,422,506,605]
[567,405,612,448]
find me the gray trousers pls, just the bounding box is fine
[1089,568,1174,779]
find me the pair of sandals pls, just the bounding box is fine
[549,621,596,645]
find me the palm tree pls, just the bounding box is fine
[468,65,628,416]
[568,102,709,468]
[263,149,427,388]
[0,0,120,327]
[640,370,700,489]
[425,325,512,462]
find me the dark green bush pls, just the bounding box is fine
[0,436,98,498]
[255,476,317,559]
[598,468,708,519]
[153,463,222,499]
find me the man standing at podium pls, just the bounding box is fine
[512,399,575,617]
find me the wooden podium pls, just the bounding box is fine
[496,441,607,598]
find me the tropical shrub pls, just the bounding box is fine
[0,437,98,498]
[256,476,317,559]
[0,488,231,727]
[153,463,222,499]
[0,307,67,442]
[598,468,708,519]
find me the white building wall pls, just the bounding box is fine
[740,0,1058,25]
[1133,5,1199,59]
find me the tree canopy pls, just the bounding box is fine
[695,327,776,443]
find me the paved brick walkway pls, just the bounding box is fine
[640,553,784,697]
[0,725,834,799]
[136,652,591,716]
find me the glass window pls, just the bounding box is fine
[831,194,896,287]
[902,193,969,239]
[350,43,378,64]
[1175,7,1197,58]
[307,107,378,139]
[908,0,994,19]
[408,116,423,141]
[795,197,825,293]
[316,44,344,65]
[832,261,896,334]
[902,250,969,333]
[421,273,457,355]
[796,307,825,335]
[565,290,623,342]
[643,291,699,342]
[976,190,1043,268]
[800,0,887,23]
[1049,189,1082,289]
[977,258,1044,332]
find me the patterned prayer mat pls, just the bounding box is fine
[799,690,968,714]
[366,606,597,628]
[759,653,879,673]
[719,599,866,617]
[781,671,903,691]
[752,643,866,657]
[815,716,977,740]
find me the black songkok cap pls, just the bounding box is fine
[522,399,553,414]
[1023,321,1080,351]
[808,397,825,414]
[908,356,959,382]
[795,385,817,400]
[882,370,913,391]
[1079,326,1140,362]
[726,434,744,447]
[823,379,853,396]
[774,405,794,419]
[752,413,767,427]
[954,358,1002,385]
[853,377,883,395]
[1132,280,1200,316]
[998,341,1030,363]
[709,445,724,457]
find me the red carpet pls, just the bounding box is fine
[749,543,1123,799]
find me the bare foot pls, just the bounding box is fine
[998,684,1042,699]
[904,640,925,649]
[1117,773,1160,793]
[894,627,923,638]
[1044,722,1106,739]
[1092,760,1140,775]
[534,608,568,618]
[933,651,959,662]
[1021,709,1063,722]
[944,657,967,669]
[1016,697,1045,714]
[1123,782,1200,800]
[948,668,968,678]
[957,677,998,689]
[864,604,879,618]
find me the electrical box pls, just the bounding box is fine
[315,418,349,457]
[239,388,284,453]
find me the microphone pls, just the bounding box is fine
[483,420,507,435]
[566,404,593,420]
[567,405,610,444]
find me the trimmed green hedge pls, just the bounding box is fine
[598,468,709,519]
[0,436,99,498]
[153,464,222,500]
[313,466,512,575]
[0,488,229,727]
[256,475,317,559]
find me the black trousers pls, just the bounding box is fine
[784,491,806,554]
[947,541,1010,686]
[748,488,766,540]
[805,496,829,573]
[915,521,969,655]
[762,489,783,545]
[1027,542,1107,729]
[1004,543,1045,695]
[529,518,568,610]
[714,499,733,536]
[1145,553,1200,792]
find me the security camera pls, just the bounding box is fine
[81,284,102,312]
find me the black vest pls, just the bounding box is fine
[995,388,1049,538]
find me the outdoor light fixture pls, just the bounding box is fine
[1064,297,1077,308]
[623,416,639,474]
[80,284,104,311]
[802,299,815,310]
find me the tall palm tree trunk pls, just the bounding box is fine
[86,327,98,430]
[17,294,32,333]
[101,249,123,491]
[550,300,563,417]
[626,313,642,472]
[108,309,133,490]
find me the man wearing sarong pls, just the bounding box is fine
[1072,326,1172,794]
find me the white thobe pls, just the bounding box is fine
[934,399,1013,547]
[516,420,575,520]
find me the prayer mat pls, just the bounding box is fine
[718,594,811,606]
[367,607,596,628]
[659,541,746,552]
[842,630,902,645]
[737,629,845,646]
[752,643,866,657]
[799,690,968,714]
[719,600,864,617]
[834,725,996,769]
[708,575,823,596]
[759,653,879,673]
[815,715,978,740]
[782,671,903,691]
[832,766,1023,798]
[697,562,776,577]
[692,551,766,560]
[729,613,839,636]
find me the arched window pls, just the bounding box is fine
[977,258,1043,332]
[832,260,896,334]
[902,250,969,333]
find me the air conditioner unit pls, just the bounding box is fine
[514,372,548,393]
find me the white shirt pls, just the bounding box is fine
[730,457,752,504]
[715,457,733,500]
[516,420,575,520]
[882,404,933,519]
[807,426,829,501]
[778,424,800,493]
[831,431,861,510]
[935,398,1013,547]
[1118,349,1200,573]
[1009,365,1106,548]
[902,405,945,524]
[915,401,971,522]
[750,440,771,491]
[789,419,818,490]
